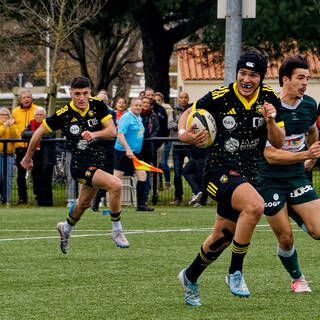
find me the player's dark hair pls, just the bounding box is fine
[279,54,309,87]
[70,76,91,89]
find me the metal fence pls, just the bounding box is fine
[2,137,319,208]
[0,137,202,207]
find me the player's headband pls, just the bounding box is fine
[236,50,268,82]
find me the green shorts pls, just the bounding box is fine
[257,176,318,216]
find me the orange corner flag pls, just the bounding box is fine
[132,156,163,173]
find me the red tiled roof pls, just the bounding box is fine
[178,45,320,80]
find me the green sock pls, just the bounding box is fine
[277,246,302,280]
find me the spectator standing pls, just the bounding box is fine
[140,96,159,210]
[168,92,192,205]
[145,88,169,148]
[22,107,56,206]
[114,97,127,128]
[0,107,19,205]
[12,90,38,204]
[154,92,172,190]
[113,98,153,211]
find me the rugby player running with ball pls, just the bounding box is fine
[177,49,285,306]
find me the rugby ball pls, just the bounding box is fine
[186,109,217,148]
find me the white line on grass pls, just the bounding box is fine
[0,224,272,233]
[0,224,303,242]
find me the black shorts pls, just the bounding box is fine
[113,150,142,176]
[70,164,100,186]
[204,169,248,222]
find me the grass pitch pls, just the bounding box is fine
[0,207,319,320]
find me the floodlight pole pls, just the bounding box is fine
[224,0,242,85]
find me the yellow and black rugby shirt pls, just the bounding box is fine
[195,82,284,185]
[43,97,112,167]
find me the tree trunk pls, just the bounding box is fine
[141,33,173,103]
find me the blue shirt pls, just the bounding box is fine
[114,111,145,153]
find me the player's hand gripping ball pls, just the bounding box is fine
[186,109,217,148]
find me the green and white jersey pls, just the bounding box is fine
[258,94,317,179]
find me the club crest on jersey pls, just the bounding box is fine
[70,125,80,135]
[85,170,92,177]
[273,193,279,201]
[220,175,228,183]
[222,116,237,130]
[88,110,95,117]
[255,105,263,114]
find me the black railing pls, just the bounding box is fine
[0,137,184,206]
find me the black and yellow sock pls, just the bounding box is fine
[110,211,121,222]
[66,201,79,226]
[66,213,79,226]
[186,246,222,283]
[228,240,250,274]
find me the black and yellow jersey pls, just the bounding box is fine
[195,82,284,185]
[43,97,112,167]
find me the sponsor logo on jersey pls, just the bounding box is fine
[222,116,237,130]
[252,117,265,128]
[88,166,96,170]
[265,201,281,208]
[220,175,228,183]
[229,170,240,176]
[240,138,260,150]
[224,137,240,152]
[70,125,80,135]
[87,118,99,127]
[71,117,78,122]
[77,178,86,184]
[77,139,88,150]
[290,185,313,198]
[227,108,236,115]
[283,134,305,152]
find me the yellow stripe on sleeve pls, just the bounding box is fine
[43,119,53,132]
[101,114,112,123]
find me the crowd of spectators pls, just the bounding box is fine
[0,88,209,208]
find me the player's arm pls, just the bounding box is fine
[262,102,285,149]
[117,132,134,159]
[304,125,319,170]
[81,117,116,141]
[264,142,320,165]
[177,106,207,146]
[21,124,49,169]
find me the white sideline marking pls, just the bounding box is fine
[0,224,303,242]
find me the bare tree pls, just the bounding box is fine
[0,0,102,114]
[65,21,142,99]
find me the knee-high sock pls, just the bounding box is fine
[277,246,302,280]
